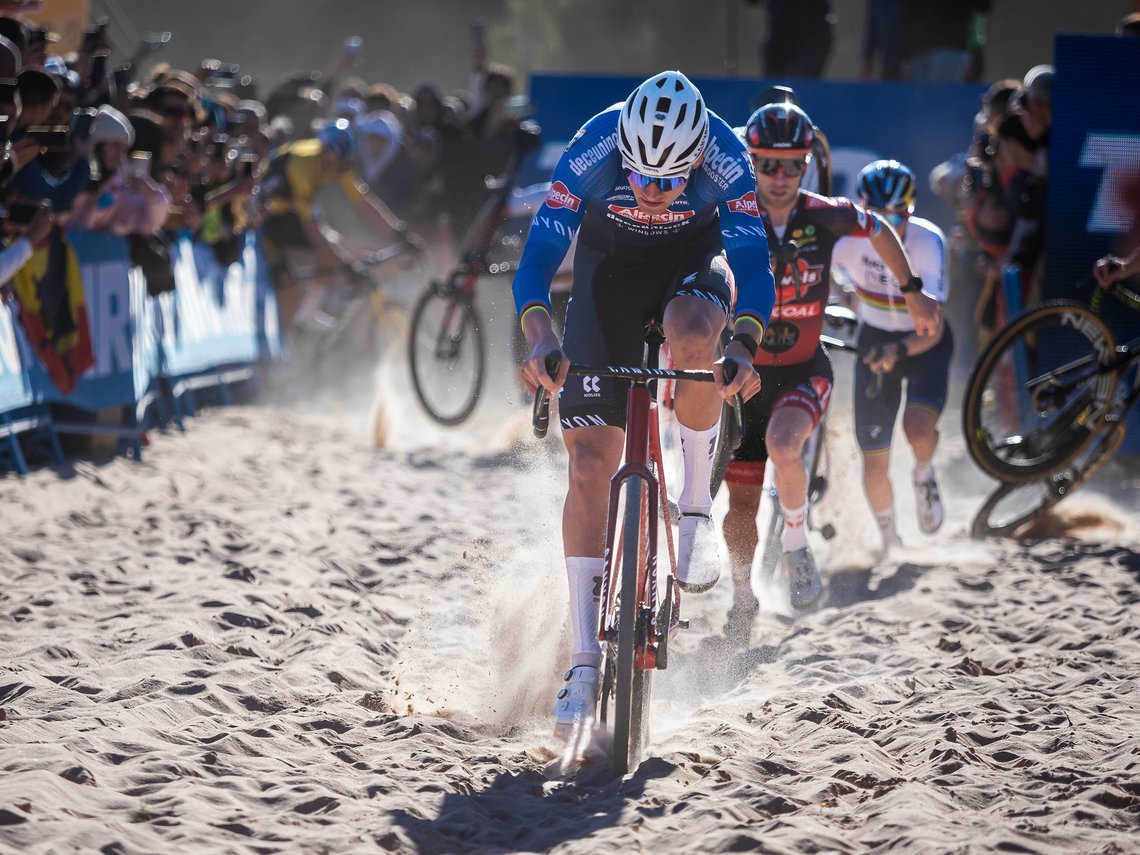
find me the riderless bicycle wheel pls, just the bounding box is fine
[609,476,652,776]
[971,422,1126,539]
[963,301,1118,483]
[408,282,486,426]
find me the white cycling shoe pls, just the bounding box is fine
[914,470,945,534]
[553,665,599,735]
[676,513,722,593]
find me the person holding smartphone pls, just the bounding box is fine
[68,105,171,236]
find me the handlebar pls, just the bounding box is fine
[532,354,744,439]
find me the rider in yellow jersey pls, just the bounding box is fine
[258,119,413,330]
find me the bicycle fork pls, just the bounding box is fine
[597,383,685,672]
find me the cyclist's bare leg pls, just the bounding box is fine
[274,271,304,331]
[723,479,764,597]
[766,406,815,521]
[862,448,901,551]
[662,296,724,431]
[902,405,940,469]
[562,425,625,669]
[862,449,894,516]
[903,404,944,534]
[663,295,728,590]
[767,405,824,606]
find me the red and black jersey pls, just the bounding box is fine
[756,190,881,367]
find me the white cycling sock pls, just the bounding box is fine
[780,501,808,552]
[876,508,899,545]
[565,556,603,669]
[913,460,934,484]
[678,422,719,516]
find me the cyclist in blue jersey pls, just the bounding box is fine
[512,71,774,736]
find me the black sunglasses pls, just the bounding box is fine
[753,156,808,177]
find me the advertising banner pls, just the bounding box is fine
[1044,34,1140,449]
[158,235,263,378]
[0,298,32,413]
[29,230,157,412]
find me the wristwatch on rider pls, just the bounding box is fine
[900,274,924,294]
[729,332,759,360]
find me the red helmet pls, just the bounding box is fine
[744,102,815,157]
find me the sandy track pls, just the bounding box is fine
[1,388,1138,853]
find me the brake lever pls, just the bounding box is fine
[532,352,563,439]
[720,357,746,445]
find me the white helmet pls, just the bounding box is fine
[618,70,709,178]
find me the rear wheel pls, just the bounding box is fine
[970,423,1126,539]
[408,283,486,426]
[963,301,1117,483]
[612,476,651,776]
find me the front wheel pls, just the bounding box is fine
[611,476,652,776]
[962,301,1117,483]
[408,283,486,426]
[970,423,1126,539]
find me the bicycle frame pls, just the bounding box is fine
[596,367,674,671]
[535,357,721,664]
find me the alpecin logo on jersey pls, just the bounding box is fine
[546,181,582,212]
[726,191,760,217]
[608,205,695,224]
[701,135,746,190]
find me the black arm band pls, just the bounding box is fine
[900,275,923,294]
[729,332,760,360]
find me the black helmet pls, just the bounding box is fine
[749,85,798,113]
[856,159,917,213]
[744,102,815,157]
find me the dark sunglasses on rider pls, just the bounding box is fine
[753,156,808,177]
[624,167,690,192]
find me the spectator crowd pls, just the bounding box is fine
[0,7,525,315]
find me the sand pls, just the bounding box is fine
[2,338,1139,853]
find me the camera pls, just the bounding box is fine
[5,202,44,227]
[27,125,71,152]
[128,151,152,180]
[203,59,241,89]
[239,153,258,178]
[143,31,171,52]
[83,18,111,55]
[111,66,131,94]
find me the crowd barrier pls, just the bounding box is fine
[0,229,281,474]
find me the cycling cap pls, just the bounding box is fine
[618,70,709,178]
[318,118,356,158]
[744,102,814,157]
[856,159,917,212]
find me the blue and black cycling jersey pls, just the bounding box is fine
[512,104,775,341]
